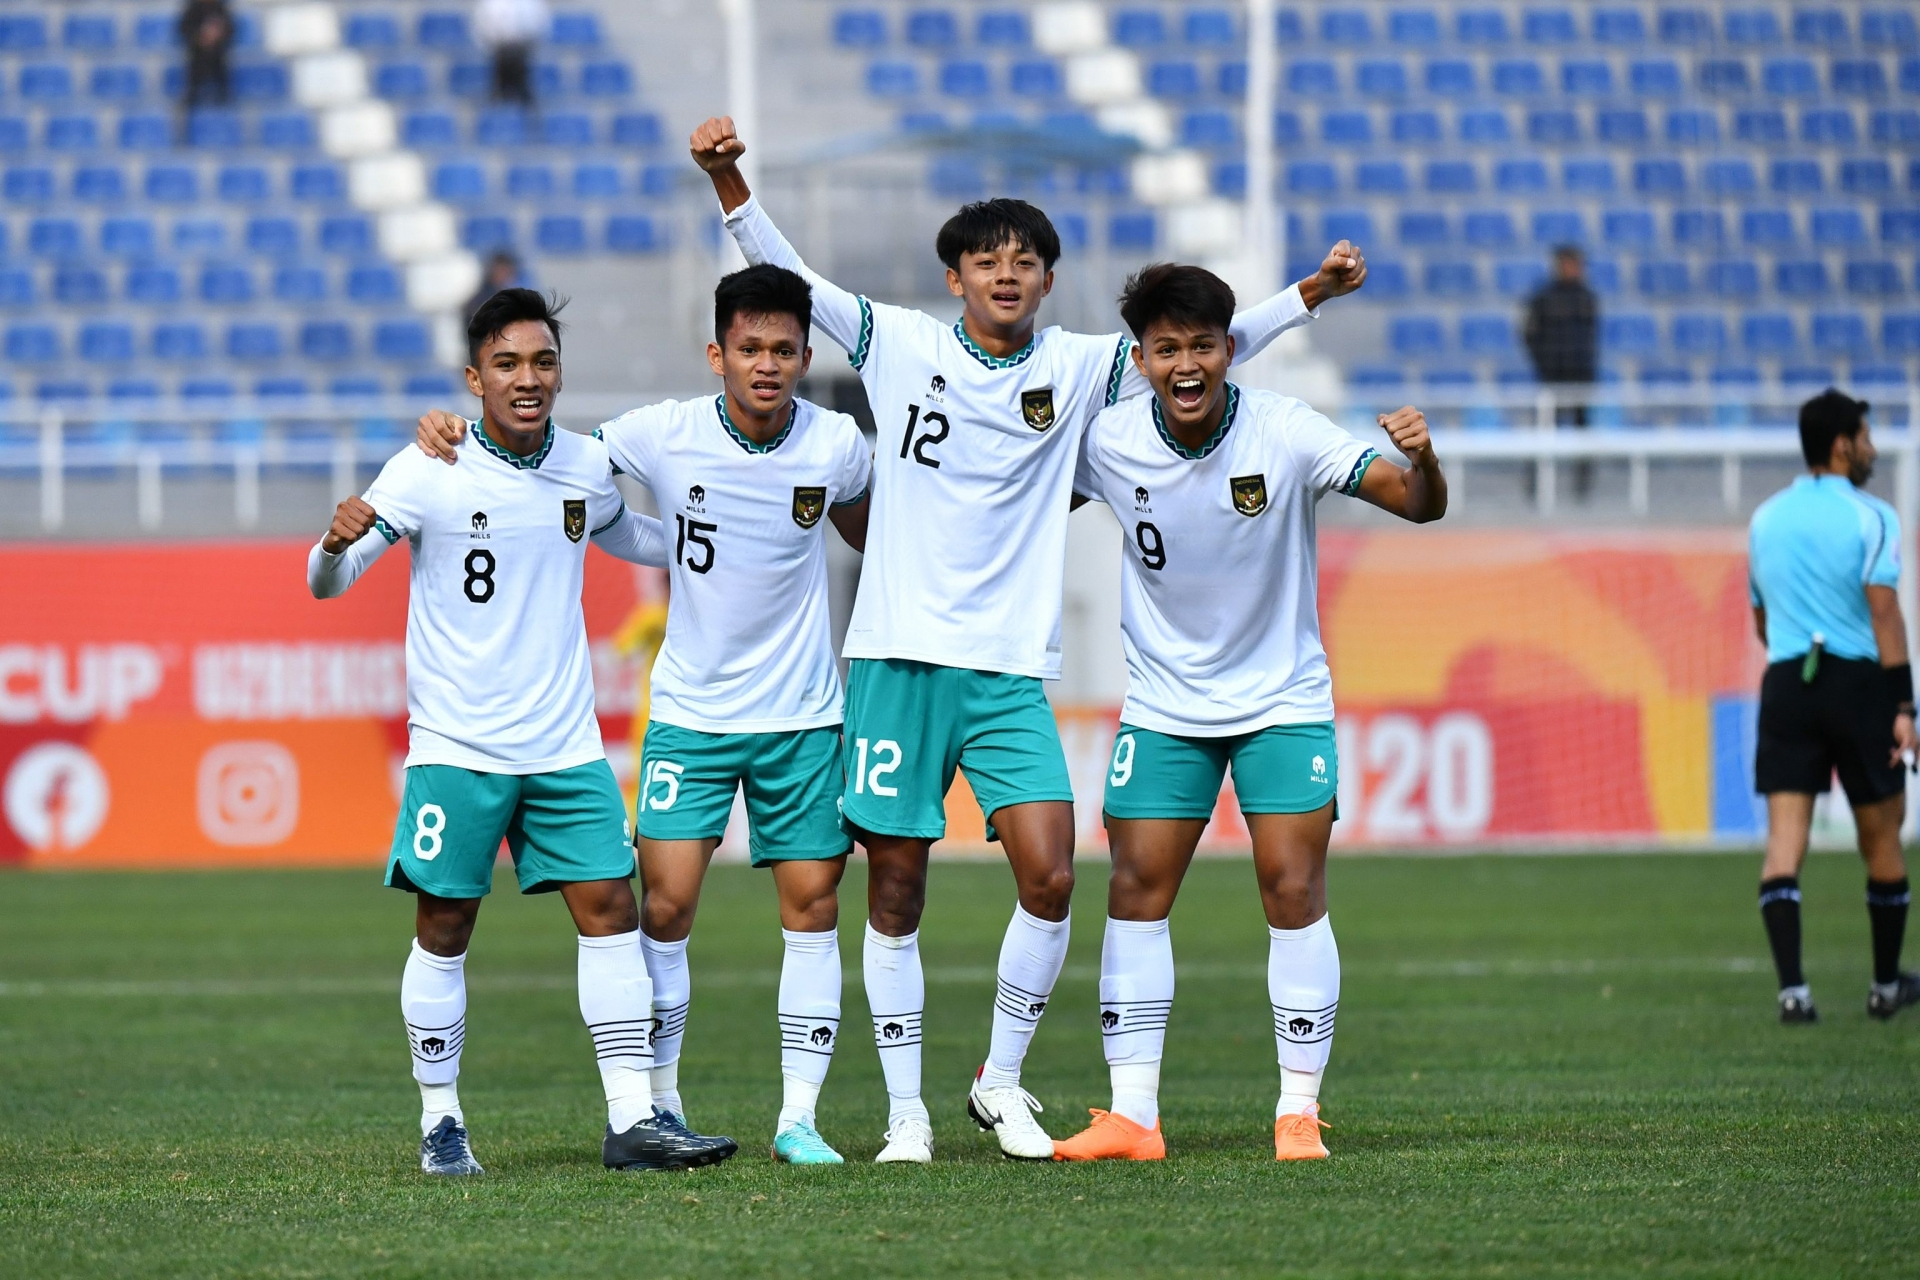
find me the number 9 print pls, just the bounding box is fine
[1108,733,1135,787]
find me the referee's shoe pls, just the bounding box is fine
[1868,971,1920,1020]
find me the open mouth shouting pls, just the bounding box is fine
[1169,376,1208,409]
[507,394,547,423]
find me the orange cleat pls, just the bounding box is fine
[1051,1108,1166,1161]
[1273,1104,1330,1160]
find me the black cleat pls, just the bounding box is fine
[603,1107,738,1171]
[1778,991,1819,1024]
[420,1115,484,1175]
[1867,971,1920,1021]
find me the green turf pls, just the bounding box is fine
[2,853,1917,1278]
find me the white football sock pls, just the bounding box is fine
[402,941,467,1135]
[979,904,1071,1091]
[639,931,690,1118]
[1100,916,1174,1128]
[776,928,841,1131]
[1269,915,1339,1117]
[864,922,927,1126]
[578,930,655,1133]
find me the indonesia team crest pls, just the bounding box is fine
[1230,474,1268,517]
[791,486,826,529]
[562,498,586,542]
[1020,389,1056,432]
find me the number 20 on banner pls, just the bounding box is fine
[1335,712,1494,843]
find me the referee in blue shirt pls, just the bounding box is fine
[1749,389,1919,1023]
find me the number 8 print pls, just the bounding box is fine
[413,803,446,860]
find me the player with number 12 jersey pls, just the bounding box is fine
[692,115,1370,1161]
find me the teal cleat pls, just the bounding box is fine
[771,1121,845,1166]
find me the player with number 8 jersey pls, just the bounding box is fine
[310,289,740,1179]
[691,116,1370,1162]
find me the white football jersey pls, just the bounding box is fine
[1076,386,1380,736]
[596,395,872,732]
[723,195,1316,681]
[308,424,648,773]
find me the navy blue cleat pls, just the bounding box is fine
[419,1115,484,1176]
[603,1107,738,1171]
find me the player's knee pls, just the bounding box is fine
[1021,862,1076,920]
[640,890,696,941]
[1262,877,1321,930]
[868,872,925,933]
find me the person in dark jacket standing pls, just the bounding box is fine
[178,0,233,112]
[1523,246,1598,497]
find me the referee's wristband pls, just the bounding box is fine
[1888,662,1915,714]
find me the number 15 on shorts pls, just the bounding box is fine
[852,738,900,797]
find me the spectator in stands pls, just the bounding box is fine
[465,251,524,325]
[1523,246,1598,498]
[476,0,551,107]
[178,0,234,113]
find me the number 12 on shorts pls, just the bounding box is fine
[852,738,901,797]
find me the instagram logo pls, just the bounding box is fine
[197,741,299,847]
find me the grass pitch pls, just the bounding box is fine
[2,852,1917,1278]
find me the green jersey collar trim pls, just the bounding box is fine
[1152,383,1240,461]
[371,515,401,545]
[849,297,874,372]
[715,395,798,455]
[1340,447,1382,497]
[953,319,1037,370]
[472,418,554,470]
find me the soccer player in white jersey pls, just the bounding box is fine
[1055,264,1446,1163]
[309,289,738,1176]
[690,117,1368,1161]
[414,267,873,1165]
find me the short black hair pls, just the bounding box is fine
[1117,263,1237,342]
[467,286,565,367]
[713,263,812,344]
[935,198,1062,270]
[1799,387,1870,468]
[1553,244,1584,262]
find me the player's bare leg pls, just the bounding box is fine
[1760,794,1820,1021]
[1054,817,1202,1161]
[1249,805,1338,1159]
[862,833,935,1161]
[637,837,717,1119]
[966,800,1075,1159]
[771,856,849,1163]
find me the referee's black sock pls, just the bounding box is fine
[1866,877,1911,986]
[1759,877,1805,990]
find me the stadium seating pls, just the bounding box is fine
[834,1,1919,391]
[0,3,657,406]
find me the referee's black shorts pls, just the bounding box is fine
[1756,655,1905,805]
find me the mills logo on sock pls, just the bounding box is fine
[881,1021,903,1039]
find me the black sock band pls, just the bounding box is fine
[1759,877,1805,990]
[1866,877,1910,986]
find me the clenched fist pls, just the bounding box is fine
[1377,406,1435,467]
[689,116,746,173]
[321,496,378,555]
[1297,240,1367,311]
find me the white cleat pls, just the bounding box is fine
[874,1115,934,1164]
[966,1067,1054,1161]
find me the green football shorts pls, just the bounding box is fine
[1103,722,1338,821]
[840,658,1075,841]
[385,759,634,899]
[636,721,850,867]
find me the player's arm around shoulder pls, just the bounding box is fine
[1355,406,1448,524]
[414,407,470,464]
[581,430,668,567]
[825,407,874,553]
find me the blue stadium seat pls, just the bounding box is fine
[1705,260,1756,298]
[1389,8,1442,44]
[1271,110,1302,145]
[1358,159,1411,192]
[188,109,245,149]
[552,11,603,47]
[1323,111,1372,143]
[1426,160,1478,193]
[1865,9,1919,48]
[1603,313,1660,355]
[1457,8,1510,42]
[833,10,887,48]
[1425,262,1478,296]
[1665,108,1719,145]
[44,115,97,150]
[1460,313,1515,357]
[1598,108,1649,143]
[1322,8,1373,43]
[1884,314,1920,352]
[28,216,79,258]
[126,264,181,304]
[254,376,310,402]
[200,262,255,304]
[1323,209,1374,244]
[118,114,170,149]
[1525,8,1580,44]
[1604,208,1656,247]
[347,265,401,304]
[219,165,269,203]
[1392,109,1442,143]
[1495,159,1549,194]
[1107,212,1155,250]
[1843,158,1894,194]
[78,321,133,364]
[259,113,314,149]
[1494,59,1546,95]
[1289,60,1339,95]
[1743,313,1796,354]
[1182,111,1235,147]
[1658,8,1713,45]
[1010,60,1061,97]
[1529,109,1579,144]
[930,155,985,197]
[1632,58,1684,95]
[1725,7,1782,44]
[1770,158,1823,193]
[1183,9,1232,45]
[475,108,529,146]
[1735,107,1788,142]
[402,110,457,147]
[345,14,400,48]
[20,63,72,102]
[1358,60,1408,98]
[507,163,555,199]
[1676,203,1725,240]
[1562,60,1613,94]
[573,162,622,199]
[65,14,115,50]
[940,60,991,97]
[231,63,289,103]
[1793,8,1849,46]
[1672,312,1728,354]
[1287,161,1337,195]
[227,322,283,362]
[1812,313,1871,356]
[300,320,352,361]
[180,376,234,403]
[581,61,632,97]
[536,215,587,254]
[607,214,664,253]
[179,217,232,253]
[1874,110,1920,143]
[447,61,490,98]
[101,216,153,256]
[1742,208,1795,247]
[1763,57,1819,95]
[1775,259,1829,296]
[1389,316,1446,358]
[1702,158,1756,195]
[979,9,1031,46]
[6,323,57,364]
[1638,260,1691,297]
[1812,208,1868,246]
[1884,210,1920,243]
[89,65,142,101]
[1427,59,1476,96]
[612,113,661,148]
[247,216,300,257]
[273,265,327,304]
[133,14,174,50]
[72,164,124,203]
[1802,108,1857,144]
[1464,210,1516,247]
[907,9,959,48]
[1399,212,1449,246]
[1215,61,1248,95]
[375,319,432,361]
[1533,210,1586,244]
[1459,109,1511,144]
[289,163,343,204]
[1833,60,1889,97]
[1594,8,1647,43]
[417,11,469,48]
[144,164,197,203]
[1151,61,1201,97]
[1697,58,1749,93]
[376,61,429,99]
[867,61,919,97]
[5,166,54,203]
